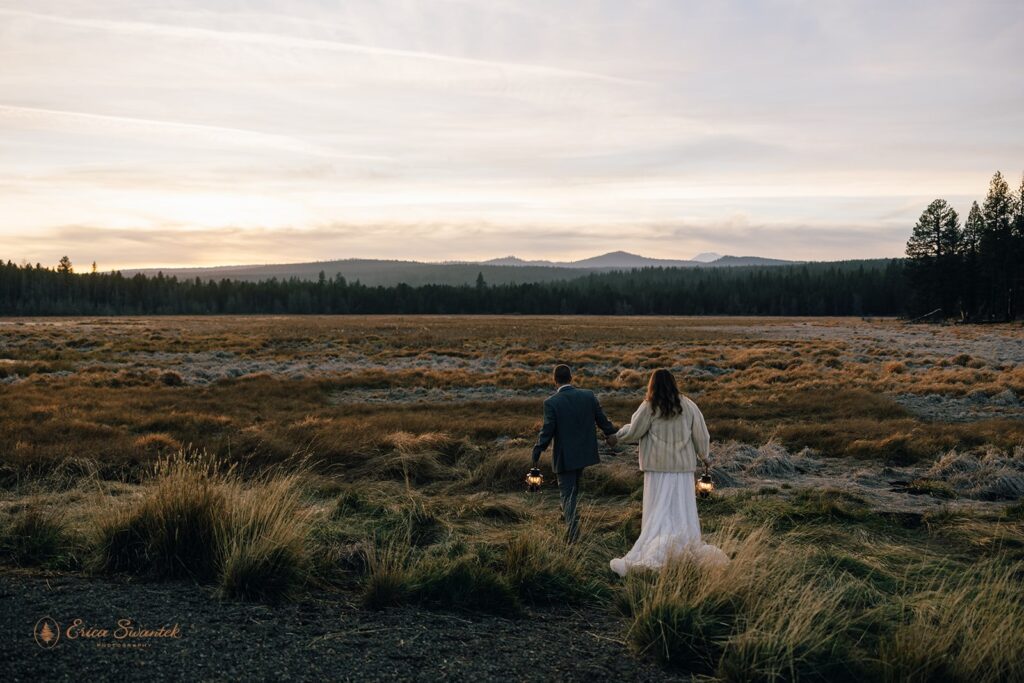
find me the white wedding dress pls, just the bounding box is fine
[610,470,728,577]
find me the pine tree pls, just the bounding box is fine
[1014,174,1024,319]
[906,199,961,315]
[961,201,984,319]
[57,255,73,274]
[980,171,1015,319]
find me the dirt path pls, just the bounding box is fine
[0,571,679,682]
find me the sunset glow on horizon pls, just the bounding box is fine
[2,1,1022,269]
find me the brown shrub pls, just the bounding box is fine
[132,433,182,456]
[159,370,184,386]
[884,361,907,374]
[612,369,646,389]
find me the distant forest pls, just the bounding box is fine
[1,257,906,316]
[903,171,1024,322]
[4,168,1020,318]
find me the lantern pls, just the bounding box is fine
[525,467,544,492]
[697,468,715,499]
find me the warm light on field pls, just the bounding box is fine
[2,316,1023,680]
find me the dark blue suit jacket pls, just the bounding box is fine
[531,385,616,473]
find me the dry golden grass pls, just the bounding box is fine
[621,526,856,677]
[2,316,1023,678]
[3,316,1022,474]
[620,523,1024,682]
[882,560,1024,682]
[218,475,309,601]
[90,450,309,601]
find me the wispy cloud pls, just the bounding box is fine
[0,105,388,160]
[0,7,646,86]
[1,0,1021,267]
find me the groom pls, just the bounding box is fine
[531,365,617,542]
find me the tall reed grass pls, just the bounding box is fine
[619,522,1024,682]
[622,526,868,680]
[92,449,309,601]
[881,560,1024,682]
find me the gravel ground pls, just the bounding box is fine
[0,571,680,683]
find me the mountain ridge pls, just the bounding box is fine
[691,252,722,263]
[121,251,799,287]
[470,250,787,269]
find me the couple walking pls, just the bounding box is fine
[531,364,727,576]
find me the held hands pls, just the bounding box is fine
[605,433,618,448]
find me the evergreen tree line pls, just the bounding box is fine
[0,257,907,316]
[905,170,1024,321]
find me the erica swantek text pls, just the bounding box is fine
[65,619,182,641]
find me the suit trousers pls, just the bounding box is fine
[557,468,583,543]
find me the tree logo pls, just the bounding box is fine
[34,617,60,649]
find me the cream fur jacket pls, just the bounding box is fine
[614,397,710,473]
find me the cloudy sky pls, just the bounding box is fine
[2,0,1022,269]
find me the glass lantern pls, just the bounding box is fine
[525,467,544,492]
[697,468,715,499]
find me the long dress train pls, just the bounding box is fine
[610,471,727,577]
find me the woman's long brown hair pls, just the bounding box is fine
[645,368,683,417]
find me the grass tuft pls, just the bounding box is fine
[413,556,520,615]
[92,449,309,601]
[905,478,958,499]
[498,527,605,605]
[464,448,548,492]
[218,476,308,601]
[881,560,1024,682]
[623,526,869,679]
[92,452,226,580]
[361,539,413,608]
[0,508,76,567]
[750,488,872,527]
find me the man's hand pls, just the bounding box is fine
[605,434,618,448]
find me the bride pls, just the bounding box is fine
[609,368,727,576]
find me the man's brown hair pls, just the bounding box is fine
[553,364,572,385]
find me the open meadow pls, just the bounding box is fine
[2,315,1023,681]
